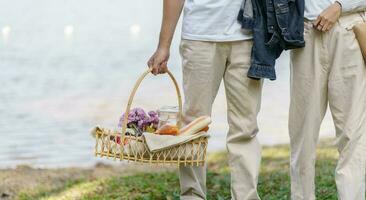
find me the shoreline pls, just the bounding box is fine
[0,135,336,170]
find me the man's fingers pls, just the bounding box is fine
[151,60,160,75]
[152,67,159,75]
[159,61,168,74]
[147,58,158,75]
[147,49,169,75]
[147,58,153,68]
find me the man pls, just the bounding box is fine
[289,0,366,199]
[147,0,263,199]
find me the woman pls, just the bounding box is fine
[289,1,366,199]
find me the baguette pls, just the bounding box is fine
[179,116,211,136]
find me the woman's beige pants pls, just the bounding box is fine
[290,13,366,200]
[179,39,263,200]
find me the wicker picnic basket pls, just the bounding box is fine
[94,68,208,166]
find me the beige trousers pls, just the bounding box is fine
[290,13,366,200]
[179,39,263,200]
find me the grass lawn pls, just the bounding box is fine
[15,140,345,200]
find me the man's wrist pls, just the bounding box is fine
[158,41,171,50]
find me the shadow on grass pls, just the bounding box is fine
[17,179,86,200]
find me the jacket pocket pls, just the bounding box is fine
[274,0,290,34]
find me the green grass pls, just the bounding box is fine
[17,141,345,200]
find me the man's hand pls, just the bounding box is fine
[314,2,342,32]
[147,0,184,75]
[147,47,170,75]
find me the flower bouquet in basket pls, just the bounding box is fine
[119,108,159,135]
[109,108,159,145]
[92,68,210,166]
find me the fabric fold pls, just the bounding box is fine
[143,132,209,153]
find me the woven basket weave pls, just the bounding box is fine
[94,68,208,166]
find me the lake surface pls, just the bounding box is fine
[0,0,335,168]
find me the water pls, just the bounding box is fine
[0,0,335,168]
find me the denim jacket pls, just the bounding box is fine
[238,0,305,80]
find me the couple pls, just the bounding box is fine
[148,0,366,199]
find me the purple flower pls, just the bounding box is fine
[118,108,159,134]
[148,111,157,117]
[148,111,159,128]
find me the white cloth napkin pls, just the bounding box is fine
[143,132,209,152]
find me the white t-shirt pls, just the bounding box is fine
[305,0,335,20]
[305,0,366,20]
[182,0,252,42]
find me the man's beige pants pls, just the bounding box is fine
[179,39,263,200]
[290,13,366,200]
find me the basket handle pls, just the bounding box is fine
[121,68,183,136]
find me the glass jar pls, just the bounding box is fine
[157,106,179,128]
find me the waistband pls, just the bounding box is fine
[338,11,366,23]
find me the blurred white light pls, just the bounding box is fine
[2,25,11,37]
[130,24,141,35]
[64,25,74,37]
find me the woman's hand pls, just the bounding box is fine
[147,47,170,75]
[313,2,342,32]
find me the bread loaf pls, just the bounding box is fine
[155,124,179,136]
[179,116,211,136]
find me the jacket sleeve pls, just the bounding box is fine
[238,0,255,29]
[336,0,366,13]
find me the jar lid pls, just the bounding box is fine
[157,106,179,114]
